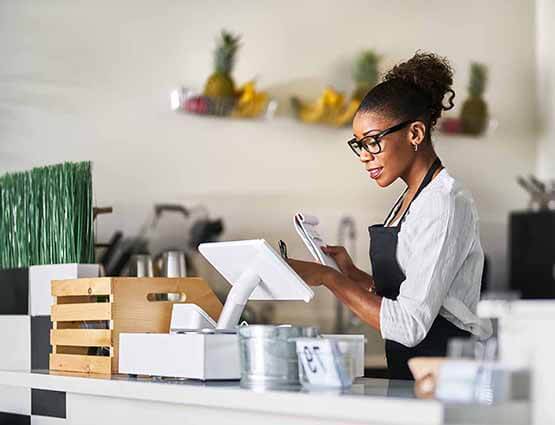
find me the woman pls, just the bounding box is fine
[288,52,492,380]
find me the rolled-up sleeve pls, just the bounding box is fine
[379,191,475,347]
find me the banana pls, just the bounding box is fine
[328,98,360,127]
[321,88,345,124]
[291,87,343,124]
[291,89,337,124]
[232,81,269,118]
[292,96,328,123]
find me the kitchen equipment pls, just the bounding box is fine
[98,231,123,274]
[152,203,225,251]
[49,277,222,375]
[162,251,186,277]
[238,325,319,389]
[119,239,314,381]
[110,203,223,279]
[189,217,224,250]
[109,237,150,277]
[128,254,154,277]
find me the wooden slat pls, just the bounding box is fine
[49,369,112,379]
[55,346,91,355]
[52,278,112,296]
[51,329,111,347]
[56,321,87,329]
[51,303,111,322]
[57,295,94,304]
[50,353,111,374]
[52,296,58,354]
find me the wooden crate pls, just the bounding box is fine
[49,277,223,375]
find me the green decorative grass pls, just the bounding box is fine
[0,162,94,269]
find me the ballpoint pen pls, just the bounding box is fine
[279,239,288,260]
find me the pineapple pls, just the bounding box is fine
[461,63,489,135]
[203,30,241,98]
[352,50,380,101]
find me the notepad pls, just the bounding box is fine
[294,212,340,271]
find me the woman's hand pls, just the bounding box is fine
[322,245,356,276]
[323,245,374,291]
[289,257,381,333]
[287,258,338,287]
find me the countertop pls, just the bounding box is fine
[0,369,529,425]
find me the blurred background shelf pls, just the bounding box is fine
[171,87,278,120]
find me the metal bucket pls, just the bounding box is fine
[238,325,319,389]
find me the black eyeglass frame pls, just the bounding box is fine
[347,120,416,157]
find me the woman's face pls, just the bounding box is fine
[352,111,418,188]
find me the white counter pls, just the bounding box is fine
[0,370,528,425]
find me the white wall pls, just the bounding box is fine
[0,1,538,347]
[536,0,555,179]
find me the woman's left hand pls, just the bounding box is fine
[287,258,337,287]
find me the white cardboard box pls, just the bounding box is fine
[119,333,240,380]
[29,264,100,316]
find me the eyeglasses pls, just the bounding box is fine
[347,120,414,157]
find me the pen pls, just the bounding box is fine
[279,239,288,260]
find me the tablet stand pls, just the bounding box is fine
[216,268,260,329]
[199,239,314,330]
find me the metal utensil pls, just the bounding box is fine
[162,250,187,277]
[528,175,546,194]
[517,176,551,210]
[128,254,154,277]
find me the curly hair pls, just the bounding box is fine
[357,51,455,138]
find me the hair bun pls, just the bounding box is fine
[384,51,455,125]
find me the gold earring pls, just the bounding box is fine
[414,144,418,152]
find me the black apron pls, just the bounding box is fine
[369,158,470,380]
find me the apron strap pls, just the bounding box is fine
[396,157,443,227]
[383,188,409,226]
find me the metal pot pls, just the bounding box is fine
[238,325,319,389]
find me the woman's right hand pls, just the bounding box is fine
[322,245,375,292]
[322,245,356,276]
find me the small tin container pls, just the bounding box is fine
[238,325,319,389]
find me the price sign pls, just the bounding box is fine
[296,338,352,388]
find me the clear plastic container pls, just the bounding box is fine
[296,337,354,388]
[297,351,354,388]
[322,334,365,378]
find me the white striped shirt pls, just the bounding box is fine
[378,169,492,347]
